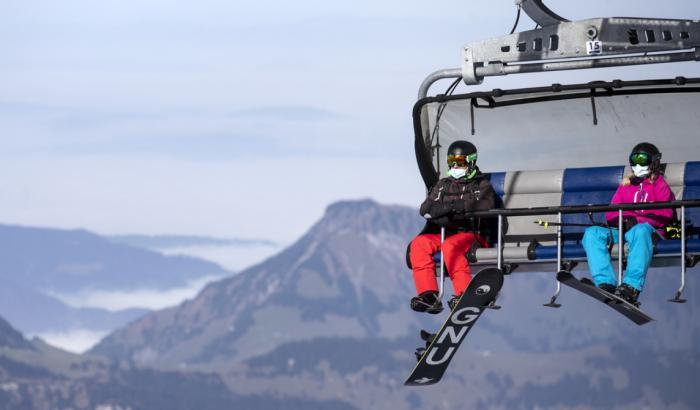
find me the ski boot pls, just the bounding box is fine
[447,294,461,311]
[598,283,617,294]
[410,291,443,314]
[615,283,640,306]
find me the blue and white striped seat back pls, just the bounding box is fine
[683,162,700,232]
[661,163,687,200]
[659,162,686,222]
[500,169,563,244]
[561,166,624,237]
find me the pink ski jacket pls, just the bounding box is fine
[605,174,675,229]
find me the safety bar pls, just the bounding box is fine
[456,199,700,219]
[457,199,700,303]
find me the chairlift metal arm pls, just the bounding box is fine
[469,49,700,83]
[459,0,700,85]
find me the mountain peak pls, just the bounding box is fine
[91,199,426,366]
[324,198,380,213]
[312,198,421,240]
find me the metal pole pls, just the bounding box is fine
[554,211,562,294]
[452,199,700,219]
[680,205,687,294]
[417,68,462,100]
[618,209,624,286]
[497,214,503,271]
[556,212,562,271]
[473,51,700,79]
[438,226,446,301]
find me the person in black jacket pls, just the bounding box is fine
[409,140,496,313]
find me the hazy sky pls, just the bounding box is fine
[3,0,700,242]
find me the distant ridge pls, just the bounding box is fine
[0,223,232,349]
[109,234,279,249]
[0,223,229,293]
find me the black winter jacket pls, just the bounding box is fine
[419,172,497,235]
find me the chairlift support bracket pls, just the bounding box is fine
[419,1,700,97]
[462,15,700,85]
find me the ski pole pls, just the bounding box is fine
[534,220,604,228]
[437,226,445,302]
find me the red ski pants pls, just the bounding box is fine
[409,232,488,296]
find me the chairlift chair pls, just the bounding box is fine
[409,0,700,309]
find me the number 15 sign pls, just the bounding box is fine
[586,40,603,55]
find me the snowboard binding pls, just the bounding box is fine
[410,291,444,314]
[414,330,437,362]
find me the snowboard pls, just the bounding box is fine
[556,270,653,326]
[404,267,504,386]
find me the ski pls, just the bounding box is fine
[404,267,504,386]
[556,271,653,326]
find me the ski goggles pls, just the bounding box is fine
[447,153,477,167]
[629,152,651,167]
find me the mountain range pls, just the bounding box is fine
[0,315,352,410]
[0,224,230,348]
[0,224,228,293]
[90,199,700,409]
[2,199,698,409]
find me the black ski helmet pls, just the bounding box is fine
[446,140,478,179]
[447,140,477,157]
[630,142,662,173]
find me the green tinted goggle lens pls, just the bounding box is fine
[629,152,651,166]
[447,153,477,167]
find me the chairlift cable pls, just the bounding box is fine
[509,5,521,35]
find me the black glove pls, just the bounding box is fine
[425,202,452,219]
[429,216,450,226]
[451,200,466,213]
[623,216,638,232]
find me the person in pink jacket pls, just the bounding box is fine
[581,143,675,305]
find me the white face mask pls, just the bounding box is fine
[632,164,650,178]
[448,167,467,179]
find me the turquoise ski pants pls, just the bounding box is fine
[581,223,656,291]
